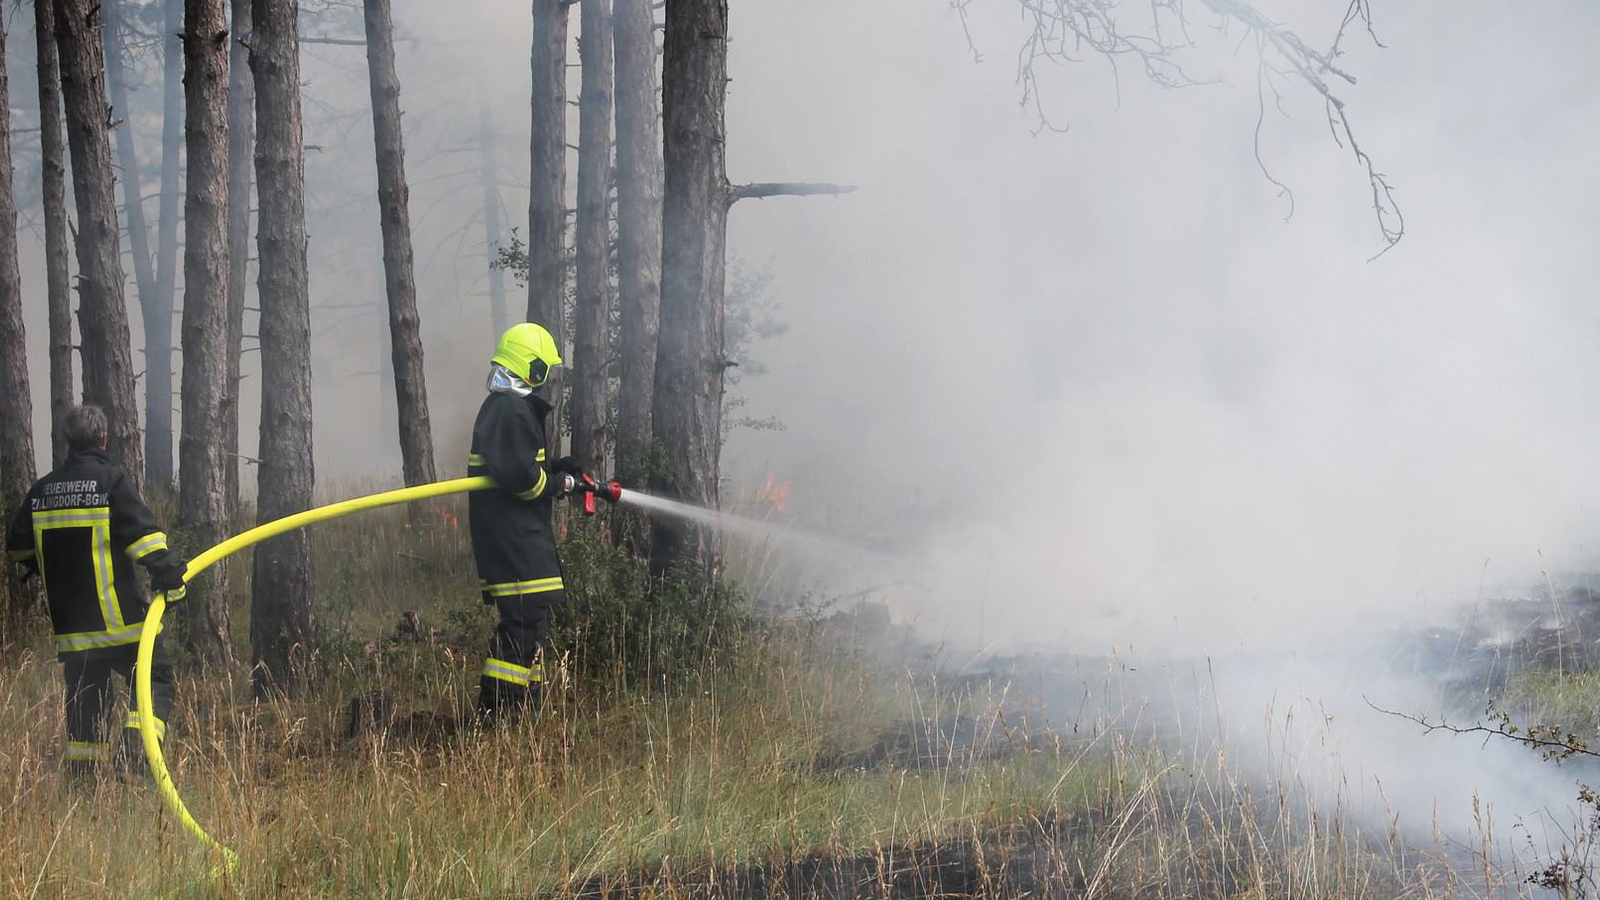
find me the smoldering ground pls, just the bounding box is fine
[716,0,1600,874]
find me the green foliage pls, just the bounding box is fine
[490,228,531,288]
[282,496,762,701]
[552,520,762,692]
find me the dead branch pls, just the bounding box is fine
[960,0,1403,252]
[728,182,857,204]
[300,35,365,46]
[1366,697,1600,762]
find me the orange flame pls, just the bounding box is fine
[758,474,792,513]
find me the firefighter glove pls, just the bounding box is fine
[151,559,188,601]
[551,455,584,476]
[17,558,39,584]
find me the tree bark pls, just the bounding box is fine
[612,0,661,549]
[249,0,314,695]
[145,0,185,490]
[571,0,613,477]
[362,0,435,495]
[651,0,728,578]
[377,288,394,445]
[478,97,508,339]
[101,0,161,486]
[528,0,570,456]
[55,0,144,485]
[177,0,234,667]
[0,17,35,513]
[35,0,74,470]
[224,0,253,519]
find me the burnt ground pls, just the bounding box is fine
[343,592,1600,897]
[811,711,1035,775]
[673,587,1600,900]
[1387,577,1600,694]
[554,812,1129,900]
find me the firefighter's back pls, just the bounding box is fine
[24,450,158,653]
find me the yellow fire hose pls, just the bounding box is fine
[134,476,494,871]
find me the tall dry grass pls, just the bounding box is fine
[0,489,1546,898]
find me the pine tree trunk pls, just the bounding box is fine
[224,0,253,520]
[55,0,144,485]
[249,0,315,695]
[177,0,233,667]
[145,0,185,490]
[612,0,662,549]
[0,17,35,512]
[101,0,159,484]
[478,97,508,339]
[651,0,728,578]
[529,0,570,456]
[571,0,613,477]
[35,0,74,470]
[377,285,394,445]
[362,0,435,495]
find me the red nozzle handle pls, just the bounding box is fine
[576,475,622,515]
[579,474,599,516]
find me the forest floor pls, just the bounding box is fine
[2,495,1597,898]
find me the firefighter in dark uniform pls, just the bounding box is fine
[468,323,583,719]
[5,405,188,780]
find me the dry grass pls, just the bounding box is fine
[0,494,1532,898]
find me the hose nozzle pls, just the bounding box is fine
[577,474,624,515]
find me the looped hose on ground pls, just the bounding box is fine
[135,476,495,874]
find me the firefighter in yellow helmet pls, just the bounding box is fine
[5,405,187,783]
[467,323,582,719]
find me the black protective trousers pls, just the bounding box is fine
[477,597,551,720]
[61,641,175,777]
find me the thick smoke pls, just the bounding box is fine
[724,0,1600,653]
[716,0,1600,862]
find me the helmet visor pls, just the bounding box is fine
[487,363,533,397]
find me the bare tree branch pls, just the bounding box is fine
[1367,697,1600,762]
[300,35,365,46]
[728,182,857,204]
[959,0,1403,252]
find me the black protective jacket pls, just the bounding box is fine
[467,391,566,606]
[5,449,185,657]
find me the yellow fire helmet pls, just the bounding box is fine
[491,322,563,388]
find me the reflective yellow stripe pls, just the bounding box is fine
[529,663,544,684]
[482,657,532,685]
[7,548,33,561]
[481,577,564,597]
[65,741,113,761]
[33,507,111,523]
[515,469,549,501]
[93,520,122,629]
[34,507,123,630]
[126,531,170,561]
[54,622,145,653]
[125,710,168,740]
[468,452,545,467]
